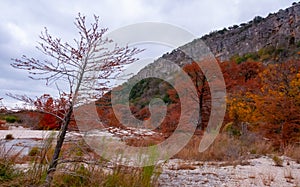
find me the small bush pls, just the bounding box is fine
[5,116,18,123]
[5,134,14,140]
[236,56,247,64]
[28,147,40,156]
[224,123,241,137]
[244,53,259,61]
[0,161,19,182]
[59,164,89,186]
[272,155,283,167]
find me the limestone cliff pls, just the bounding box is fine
[202,2,300,62]
[133,2,300,80]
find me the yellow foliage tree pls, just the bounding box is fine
[227,61,300,147]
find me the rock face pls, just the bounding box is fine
[202,2,300,62]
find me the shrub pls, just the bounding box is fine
[217,28,228,35]
[272,155,283,166]
[0,161,19,182]
[28,147,40,156]
[258,46,276,57]
[5,134,14,140]
[253,16,263,24]
[224,123,241,137]
[59,164,89,186]
[5,115,18,123]
[244,53,259,61]
[236,56,247,64]
[162,94,172,104]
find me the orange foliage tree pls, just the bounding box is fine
[227,60,300,147]
[222,61,264,131]
[252,61,300,146]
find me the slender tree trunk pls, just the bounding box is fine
[44,105,73,187]
[280,122,284,152]
[197,77,206,130]
[43,49,88,186]
[198,88,203,129]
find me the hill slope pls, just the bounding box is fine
[97,2,300,146]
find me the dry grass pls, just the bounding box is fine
[284,144,300,163]
[284,168,294,183]
[173,135,202,160]
[260,173,275,186]
[51,136,161,186]
[173,132,274,162]
[125,135,164,147]
[52,163,160,187]
[0,133,161,187]
[0,142,25,186]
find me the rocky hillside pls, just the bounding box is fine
[132,2,300,82]
[202,2,300,62]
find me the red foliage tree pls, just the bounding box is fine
[33,94,77,130]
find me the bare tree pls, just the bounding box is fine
[10,13,141,186]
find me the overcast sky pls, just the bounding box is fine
[0,0,295,108]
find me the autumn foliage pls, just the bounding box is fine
[16,94,77,130]
[226,60,300,147]
[18,58,299,149]
[96,59,300,148]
